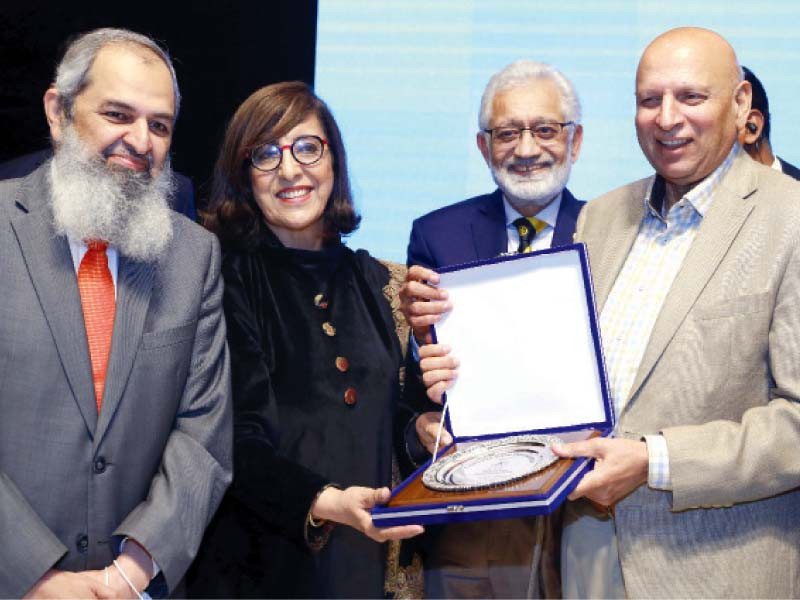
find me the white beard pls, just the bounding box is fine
[490,144,573,210]
[49,126,175,262]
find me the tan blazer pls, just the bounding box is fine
[576,151,800,598]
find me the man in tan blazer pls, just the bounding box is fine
[548,27,800,597]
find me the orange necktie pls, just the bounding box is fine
[78,240,116,412]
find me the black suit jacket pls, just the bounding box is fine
[778,156,800,181]
[186,232,405,598]
[0,149,197,220]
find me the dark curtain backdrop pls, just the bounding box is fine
[0,0,318,207]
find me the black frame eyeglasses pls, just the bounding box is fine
[484,122,576,145]
[246,135,329,172]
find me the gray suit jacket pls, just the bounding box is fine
[576,150,800,597]
[0,162,232,597]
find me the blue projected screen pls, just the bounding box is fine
[315,1,800,262]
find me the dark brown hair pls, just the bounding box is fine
[205,81,360,247]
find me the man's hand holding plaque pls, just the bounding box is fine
[400,265,455,452]
[400,265,451,345]
[553,437,649,506]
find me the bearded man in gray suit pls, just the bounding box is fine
[0,29,232,598]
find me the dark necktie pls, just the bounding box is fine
[513,216,548,253]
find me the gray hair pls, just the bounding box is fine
[478,60,581,131]
[54,27,181,120]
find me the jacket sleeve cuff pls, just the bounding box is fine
[303,484,339,552]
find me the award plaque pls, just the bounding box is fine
[422,434,562,492]
[372,244,614,527]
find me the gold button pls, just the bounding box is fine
[314,294,329,309]
[344,387,357,406]
[335,356,349,372]
[322,322,336,337]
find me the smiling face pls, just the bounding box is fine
[477,80,582,216]
[249,113,334,250]
[45,43,175,177]
[635,28,750,196]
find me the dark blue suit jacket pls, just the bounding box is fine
[0,149,197,221]
[407,187,584,269]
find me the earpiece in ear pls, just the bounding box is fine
[746,122,758,134]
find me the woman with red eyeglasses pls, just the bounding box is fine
[186,82,421,598]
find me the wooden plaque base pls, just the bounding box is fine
[388,429,600,508]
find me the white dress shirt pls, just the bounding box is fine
[503,192,562,252]
[68,237,119,295]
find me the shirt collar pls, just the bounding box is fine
[644,143,740,219]
[503,191,563,228]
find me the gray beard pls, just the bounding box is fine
[491,145,573,211]
[48,126,175,263]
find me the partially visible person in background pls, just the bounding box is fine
[739,65,800,179]
[0,148,198,219]
[186,81,422,599]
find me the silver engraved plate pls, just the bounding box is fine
[422,434,563,492]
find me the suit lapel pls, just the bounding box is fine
[472,189,508,260]
[625,154,757,406]
[590,181,649,312]
[552,188,583,247]
[94,256,155,444]
[9,166,98,434]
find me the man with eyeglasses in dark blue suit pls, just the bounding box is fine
[398,60,585,599]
